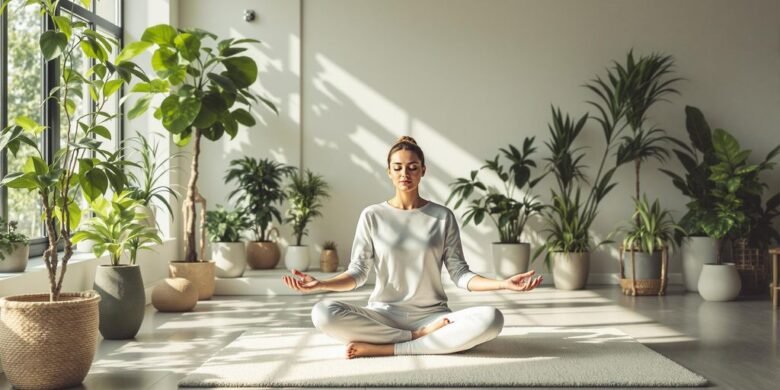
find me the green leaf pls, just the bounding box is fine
[103,79,124,98]
[142,24,178,46]
[174,33,201,61]
[81,169,108,202]
[52,15,72,40]
[0,172,39,189]
[173,129,192,146]
[232,108,255,127]
[23,156,48,175]
[67,201,82,231]
[152,47,178,76]
[80,37,108,62]
[161,95,201,133]
[116,41,152,64]
[39,30,68,61]
[14,116,46,135]
[91,125,111,139]
[222,56,258,88]
[127,95,152,119]
[207,72,237,92]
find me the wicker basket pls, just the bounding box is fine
[0,291,100,390]
[618,246,668,296]
[732,239,769,295]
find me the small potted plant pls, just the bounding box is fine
[618,196,685,296]
[125,133,183,229]
[225,157,294,269]
[206,206,252,278]
[284,168,330,271]
[319,241,339,272]
[447,137,543,278]
[73,192,162,340]
[0,219,30,273]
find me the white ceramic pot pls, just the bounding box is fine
[681,236,718,292]
[0,243,29,273]
[698,263,741,301]
[75,239,96,253]
[491,243,530,279]
[284,246,310,271]
[135,204,157,229]
[552,252,590,290]
[212,242,246,278]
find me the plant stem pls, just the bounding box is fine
[184,128,202,262]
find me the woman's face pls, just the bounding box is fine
[387,149,426,193]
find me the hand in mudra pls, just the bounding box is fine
[282,269,322,293]
[504,270,543,292]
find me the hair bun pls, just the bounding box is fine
[395,136,417,145]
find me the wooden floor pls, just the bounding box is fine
[1,284,778,389]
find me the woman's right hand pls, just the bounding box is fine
[282,269,322,293]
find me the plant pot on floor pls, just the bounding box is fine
[285,245,310,271]
[681,236,718,292]
[246,241,281,269]
[169,261,216,300]
[619,248,668,296]
[491,242,530,279]
[698,263,741,301]
[0,243,29,273]
[320,249,339,272]
[93,265,145,340]
[552,251,590,290]
[0,291,100,389]
[212,242,247,278]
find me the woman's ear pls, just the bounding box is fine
[422,165,427,177]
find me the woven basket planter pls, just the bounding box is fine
[618,246,669,296]
[0,291,100,389]
[319,249,339,272]
[169,261,216,300]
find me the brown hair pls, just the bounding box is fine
[387,136,425,168]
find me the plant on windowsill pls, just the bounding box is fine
[206,206,252,278]
[72,191,161,340]
[0,1,145,388]
[0,218,30,273]
[284,168,330,272]
[447,137,544,278]
[225,157,294,270]
[127,24,277,300]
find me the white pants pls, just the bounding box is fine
[311,300,504,355]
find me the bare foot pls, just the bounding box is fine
[411,317,452,340]
[346,342,394,359]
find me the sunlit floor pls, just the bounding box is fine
[1,284,778,389]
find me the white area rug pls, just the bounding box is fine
[179,327,707,388]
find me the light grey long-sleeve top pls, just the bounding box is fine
[345,201,478,313]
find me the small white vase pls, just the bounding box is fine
[698,263,741,301]
[491,243,530,279]
[681,236,718,292]
[76,239,96,253]
[285,245,310,271]
[212,242,246,278]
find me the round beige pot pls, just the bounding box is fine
[552,251,590,290]
[491,242,530,279]
[285,245,310,271]
[0,243,29,273]
[152,278,198,312]
[246,241,281,269]
[0,291,100,390]
[698,263,741,301]
[320,249,339,272]
[212,242,247,278]
[169,261,216,300]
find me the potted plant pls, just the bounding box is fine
[128,25,276,299]
[0,219,30,273]
[618,196,685,296]
[320,240,339,272]
[284,168,330,271]
[206,206,252,278]
[73,192,161,339]
[0,1,143,387]
[447,137,544,278]
[225,157,294,269]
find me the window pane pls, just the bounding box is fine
[98,26,119,155]
[95,0,118,25]
[59,14,89,152]
[6,0,43,237]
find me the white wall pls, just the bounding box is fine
[179,0,780,281]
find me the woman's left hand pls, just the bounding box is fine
[503,270,543,292]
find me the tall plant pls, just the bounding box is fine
[225,157,294,242]
[125,133,184,218]
[128,25,277,262]
[0,0,140,300]
[447,137,544,243]
[286,169,330,246]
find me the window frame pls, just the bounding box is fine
[0,0,124,258]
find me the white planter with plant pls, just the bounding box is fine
[206,206,250,278]
[284,169,330,272]
[0,2,144,387]
[447,137,543,279]
[225,157,294,270]
[0,219,30,273]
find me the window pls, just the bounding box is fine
[1,0,123,257]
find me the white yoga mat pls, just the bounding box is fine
[179,326,707,388]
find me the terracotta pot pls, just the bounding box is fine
[246,241,281,269]
[320,249,339,272]
[152,278,198,312]
[169,261,216,300]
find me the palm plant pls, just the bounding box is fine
[125,133,184,219]
[205,206,252,243]
[447,137,544,243]
[286,169,330,246]
[621,196,685,253]
[225,157,294,242]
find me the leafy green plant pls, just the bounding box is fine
[125,132,184,219]
[0,0,141,300]
[205,206,251,243]
[286,169,330,246]
[225,157,294,242]
[0,218,29,261]
[72,192,162,266]
[620,196,685,253]
[129,24,277,262]
[447,137,544,243]
[322,240,337,251]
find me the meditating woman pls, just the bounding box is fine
[282,136,543,359]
